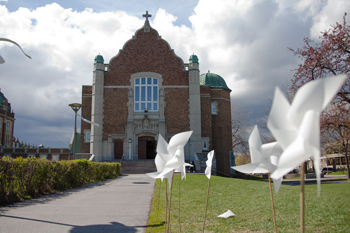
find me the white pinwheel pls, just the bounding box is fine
[269,75,347,188]
[232,125,283,193]
[147,134,173,186]
[147,131,192,189]
[205,150,215,179]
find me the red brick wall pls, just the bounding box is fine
[80,85,92,153]
[200,86,213,149]
[102,88,129,140]
[211,89,232,176]
[164,88,190,134]
[105,28,188,87]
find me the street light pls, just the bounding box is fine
[69,103,82,160]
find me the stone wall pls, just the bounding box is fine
[0,147,71,160]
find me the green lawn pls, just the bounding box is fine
[147,174,350,233]
[327,171,349,176]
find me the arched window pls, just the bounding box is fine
[134,77,159,112]
[5,121,12,147]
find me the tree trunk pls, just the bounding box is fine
[345,152,350,179]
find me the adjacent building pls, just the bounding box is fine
[0,90,15,148]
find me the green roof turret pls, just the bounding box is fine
[200,71,231,91]
[94,54,104,63]
[189,54,198,63]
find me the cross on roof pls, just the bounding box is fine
[143,11,152,21]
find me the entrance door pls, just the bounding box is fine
[114,140,123,159]
[138,136,156,159]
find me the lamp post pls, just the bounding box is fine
[69,103,82,160]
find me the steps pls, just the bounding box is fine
[121,160,157,174]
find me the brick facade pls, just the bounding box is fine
[105,29,188,87]
[80,18,232,176]
[211,89,232,176]
[103,88,129,139]
[164,88,190,134]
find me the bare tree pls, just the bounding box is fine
[231,102,252,163]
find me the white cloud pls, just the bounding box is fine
[310,0,350,40]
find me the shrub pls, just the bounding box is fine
[0,157,120,205]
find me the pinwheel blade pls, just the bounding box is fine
[232,163,270,174]
[272,177,282,194]
[249,126,263,164]
[205,150,215,179]
[167,131,192,156]
[218,209,236,218]
[287,74,347,128]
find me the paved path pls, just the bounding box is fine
[0,174,156,233]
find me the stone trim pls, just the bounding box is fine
[211,97,231,102]
[163,86,189,88]
[104,86,130,89]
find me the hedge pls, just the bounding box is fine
[0,157,120,205]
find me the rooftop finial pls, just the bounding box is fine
[143,11,152,21]
[142,11,152,32]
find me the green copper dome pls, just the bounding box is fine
[0,91,11,111]
[189,54,198,63]
[200,71,231,91]
[94,54,104,63]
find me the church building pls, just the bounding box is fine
[80,12,233,176]
[0,90,15,148]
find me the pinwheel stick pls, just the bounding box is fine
[157,179,161,221]
[268,173,277,233]
[178,173,182,232]
[202,176,211,233]
[165,179,168,233]
[300,163,305,233]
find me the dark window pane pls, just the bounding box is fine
[135,86,139,101]
[153,86,158,101]
[147,86,152,101]
[141,87,146,101]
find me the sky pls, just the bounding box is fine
[0,0,350,148]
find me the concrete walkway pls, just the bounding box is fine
[0,174,156,233]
